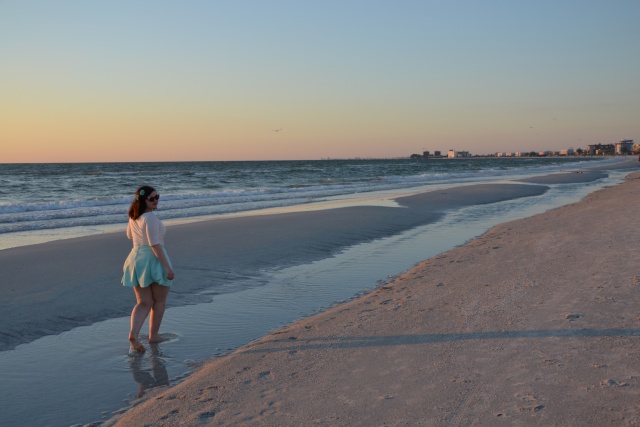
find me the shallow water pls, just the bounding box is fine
[0,170,632,426]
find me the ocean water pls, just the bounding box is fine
[0,157,617,249]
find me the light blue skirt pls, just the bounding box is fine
[122,245,173,288]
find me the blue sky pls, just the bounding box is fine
[1,0,639,162]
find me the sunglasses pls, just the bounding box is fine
[147,194,160,202]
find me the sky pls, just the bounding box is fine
[1,0,639,163]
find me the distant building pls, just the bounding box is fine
[448,150,471,158]
[586,144,615,155]
[416,150,446,158]
[559,148,575,156]
[616,139,634,154]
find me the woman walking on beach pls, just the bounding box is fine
[122,186,175,354]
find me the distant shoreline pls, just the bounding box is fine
[1,154,632,165]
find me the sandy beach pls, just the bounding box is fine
[97,167,640,425]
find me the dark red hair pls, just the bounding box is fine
[128,185,156,220]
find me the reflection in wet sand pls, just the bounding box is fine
[129,343,170,398]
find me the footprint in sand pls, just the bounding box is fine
[515,393,546,415]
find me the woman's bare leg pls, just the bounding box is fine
[129,285,153,352]
[148,283,170,343]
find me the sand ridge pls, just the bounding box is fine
[108,171,640,426]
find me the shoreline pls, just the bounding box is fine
[108,169,640,426]
[0,161,635,354]
[0,157,627,253]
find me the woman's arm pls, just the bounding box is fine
[151,244,175,280]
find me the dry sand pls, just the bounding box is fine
[107,170,640,426]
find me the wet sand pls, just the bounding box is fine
[106,168,640,426]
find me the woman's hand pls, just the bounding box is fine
[150,244,175,281]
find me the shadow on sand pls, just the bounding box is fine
[240,328,640,354]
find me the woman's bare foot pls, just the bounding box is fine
[148,335,164,344]
[129,337,146,353]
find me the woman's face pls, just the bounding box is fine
[144,191,160,211]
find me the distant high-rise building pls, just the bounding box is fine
[616,139,634,154]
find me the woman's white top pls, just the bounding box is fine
[126,212,166,246]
